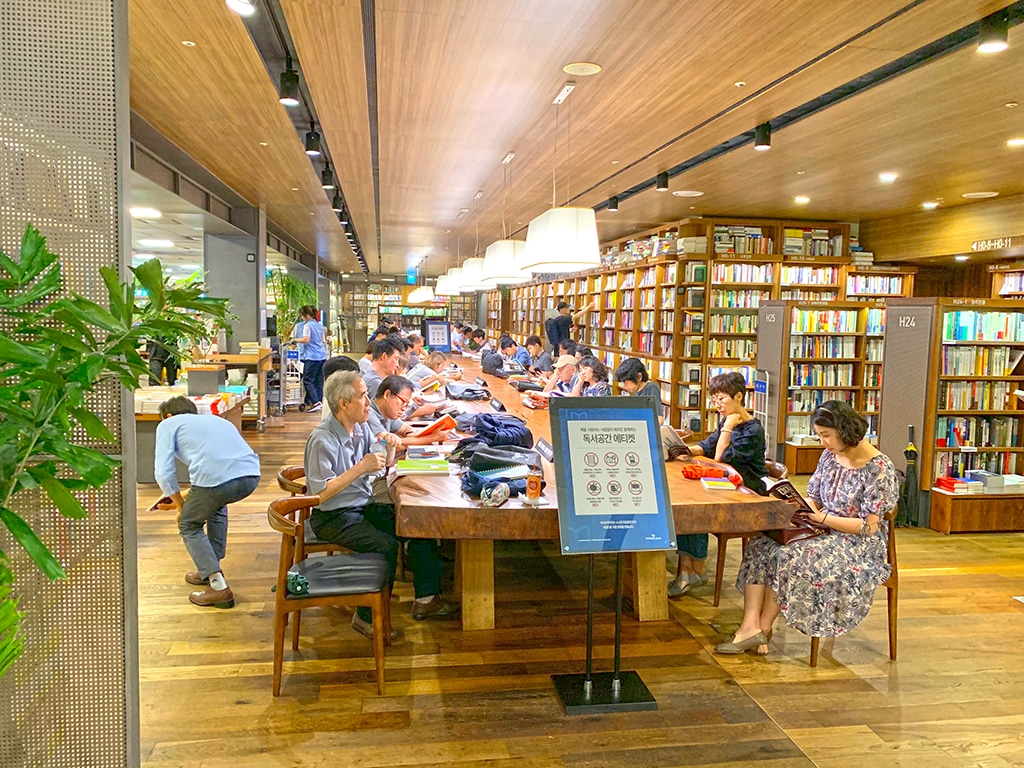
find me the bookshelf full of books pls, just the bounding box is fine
[845,264,916,301]
[446,294,477,326]
[989,261,1024,299]
[880,298,1024,533]
[756,300,886,473]
[484,289,510,336]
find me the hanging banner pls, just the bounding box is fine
[550,397,675,554]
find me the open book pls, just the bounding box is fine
[762,478,828,543]
[661,424,693,460]
[411,413,457,438]
[763,478,815,515]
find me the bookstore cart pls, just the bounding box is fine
[283,348,305,411]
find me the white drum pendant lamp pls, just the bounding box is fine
[436,267,462,296]
[520,206,600,274]
[459,257,488,292]
[481,240,529,286]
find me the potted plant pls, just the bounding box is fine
[0,225,231,677]
[267,267,317,342]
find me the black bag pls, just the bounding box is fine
[446,381,492,401]
[467,444,542,473]
[473,412,534,448]
[481,351,507,377]
[544,315,560,347]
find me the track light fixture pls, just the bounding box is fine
[226,0,256,17]
[331,193,343,212]
[656,173,669,192]
[754,122,772,151]
[608,196,619,212]
[338,210,349,225]
[279,55,299,107]
[978,12,1009,53]
[321,163,335,190]
[304,122,321,156]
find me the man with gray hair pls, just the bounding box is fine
[303,371,458,639]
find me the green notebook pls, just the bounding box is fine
[394,459,451,476]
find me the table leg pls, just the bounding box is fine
[630,551,668,622]
[456,539,494,631]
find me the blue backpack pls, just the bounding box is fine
[472,413,533,449]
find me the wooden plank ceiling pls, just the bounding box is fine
[130,0,1018,274]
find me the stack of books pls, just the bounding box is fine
[935,476,983,494]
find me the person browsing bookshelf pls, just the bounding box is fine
[614,358,664,424]
[543,355,578,394]
[714,400,898,657]
[669,371,767,598]
[545,301,595,350]
[570,356,612,397]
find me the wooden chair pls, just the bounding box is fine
[268,495,392,696]
[712,459,789,606]
[277,465,339,563]
[810,504,898,667]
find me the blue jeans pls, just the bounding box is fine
[676,533,709,560]
[178,476,260,577]
[302,359,325,406]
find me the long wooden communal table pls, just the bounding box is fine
[391,359,794,631]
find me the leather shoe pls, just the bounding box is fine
[351,613,398,641]
[188,586,234,609]
[411,595,460,621]
[714,630,768,654]
[184,571,209,586]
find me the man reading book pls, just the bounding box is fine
[369,375,453,449]
[304,371,458,638]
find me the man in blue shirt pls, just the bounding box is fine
[304,371,458,640]
[499,337,533,370]
[294,305,328,412]
[154,397,261,609]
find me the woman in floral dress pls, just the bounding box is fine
[570,356,612,397]
[714,400,898,655]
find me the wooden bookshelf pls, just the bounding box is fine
[989,261,1024,299]
[756,300,886,473]
[845,264,916,302]
[446,295,477,326]
[484,289,510,336]
[880,297,1024,533]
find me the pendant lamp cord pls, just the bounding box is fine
[552,104,559,208]
[501,164,508,241]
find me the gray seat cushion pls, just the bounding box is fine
[284,553,389,600]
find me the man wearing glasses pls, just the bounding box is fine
[369,375,452,448]
[304,371,458,640]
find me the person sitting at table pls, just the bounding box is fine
[714,400,898,656]
[304,371,459,638]
[362,337,404,400]
[450,323,464,351]
[525,335,554,373]
[499,337,532,370]
[407,334,425,368]
[669,371,768,598]
[557,338,578,359]
[614,358,664,424]
[570,356,612,397]
[358,340,376,374]
[575,345,594,362]
[369,376,450,448]
[544,355,578,394]
[470,328,491,354]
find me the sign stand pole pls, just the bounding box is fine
[551,551,657,714]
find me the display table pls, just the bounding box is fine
[390,360,793,630]
[930,488,1024,533]
[135,396,249,484]
[202,351,272,427]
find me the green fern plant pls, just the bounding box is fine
[267,268,317,341]
[0,224,231,678]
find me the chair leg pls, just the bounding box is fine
[291,609,302,651]
[398,542,407,581]
[383,587,393,647]
[809,636,820,667]
[273,609,287,696]
[713,535,728,608]
[887,585,898,661]
[371,594,386,695]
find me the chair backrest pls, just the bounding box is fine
[268,495,320,593]
[277,466,306,495]
[883,504,898,575]
[766,460,789,480]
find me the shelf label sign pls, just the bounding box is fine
[550,398,675,554]
[972,236,1023,252]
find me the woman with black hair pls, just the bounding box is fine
[570,356,611,397]
[714,400,899,656]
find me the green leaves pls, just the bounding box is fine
[0,508,66,580]
[0,562,24,679]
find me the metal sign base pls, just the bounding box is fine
[552,670,657,714]
[551,553,658,715]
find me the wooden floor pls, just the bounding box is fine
[137,411,1024,768]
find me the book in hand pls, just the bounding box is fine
[394,459,451,476]
[763,478,828,544]
[411,414,457,438]
[661,425,693,460]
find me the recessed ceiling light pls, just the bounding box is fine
[611,160,619,165]
[1008,137,1024,147]
[879,172,899,184]
[258,142,268,147]
[563,62,602,76]
[672,190,704,197]
[921,201,939,210]
[1007,101,1019,108]
[291,187,298,191]
[138,239,173,248]
[794,196,811,205]
[734,81,746,87]
[955,255,970,262]
[129,207,161,219]
[181,40,196,47]
[796,171,805,176]
[962,191,999,199]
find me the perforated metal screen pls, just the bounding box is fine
[0,0,133,765]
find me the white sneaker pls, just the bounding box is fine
[308,402,322,412]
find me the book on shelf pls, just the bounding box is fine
[677,236,708,254]
[846,274,904,295]
[684,363,702,383]
[710,289,770,309]
[937,380,1012,410]
[686,288,705,308]
[780,265,840,285]
[713,225,774,254]
[790,308,858,334]
[790,363,854,387]
[790,336,857,358]
[943,311,1024,342]
[684,262,707,282]
[783,228,842,257]
[788,389,856,411]
[934,415,1018,448]
[711,262,774,283]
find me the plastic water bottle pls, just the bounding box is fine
[370,439,387,478]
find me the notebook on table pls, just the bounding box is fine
[394,459,451,476]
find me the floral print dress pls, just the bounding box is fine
[736,450,899,637]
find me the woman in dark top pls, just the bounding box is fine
[614,357,664,423]
[669,371,767,598]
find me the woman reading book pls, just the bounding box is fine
[669,371,768,598]
[569,356,612,397]
[714,400,898,656]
